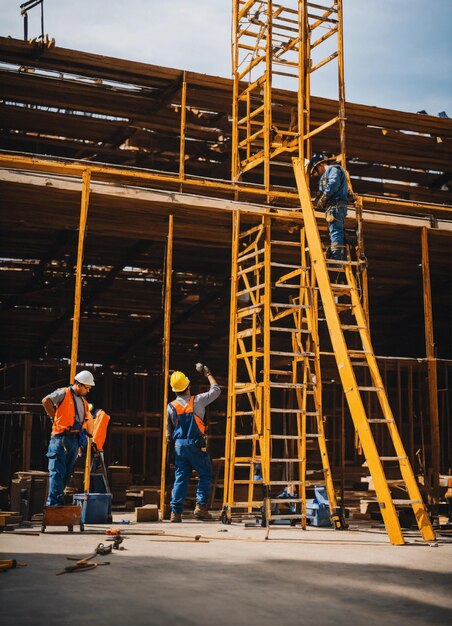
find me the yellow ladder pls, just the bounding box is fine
[293,158,436,545]
[222,209,343,529]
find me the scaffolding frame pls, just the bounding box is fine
[231,0,346,195]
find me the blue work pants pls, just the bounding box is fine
[326,202,348,263]
[46,435,79,505]
[170,442,212,513]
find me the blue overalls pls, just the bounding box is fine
[319,164,349,262]
[169,396,212,514]
[46,388,83,506]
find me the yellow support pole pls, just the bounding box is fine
[179,72,187,185]
[421,227,440,504]
[159,214,174,519]
[262,216,272,487]
[224,210,240,513]
[337,0,347,167]
[70,169,90,382]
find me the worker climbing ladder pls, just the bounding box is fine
[222,209,344,528]
[292,159,436,545]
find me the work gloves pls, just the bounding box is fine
[195,362,211,378]
[316,193,328,211]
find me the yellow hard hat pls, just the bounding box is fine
[170,371,190,393]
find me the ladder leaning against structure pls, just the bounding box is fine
[292,158,436,545]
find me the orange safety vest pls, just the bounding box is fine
[170,396,206,441]
[92,409,110,451]
[52,387,92,436]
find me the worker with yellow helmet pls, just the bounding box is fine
[167,364,221,522]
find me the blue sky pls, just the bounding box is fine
[1,0,451,115]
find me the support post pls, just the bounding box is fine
[159,214,174,518]
[70,169,90,381]
[179,72,187,184]
[421,227,440,503]
[22,360,32,471]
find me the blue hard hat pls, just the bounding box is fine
[308,153,330,174]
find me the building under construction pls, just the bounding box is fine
[0,3,451,614]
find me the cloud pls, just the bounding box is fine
[0,0,450,114]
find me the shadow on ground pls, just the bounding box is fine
[0,550,449,626]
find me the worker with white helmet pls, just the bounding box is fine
[167,364,221,522]
[42,370,95,505]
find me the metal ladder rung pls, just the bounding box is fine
[232,480,260,485]
[270,327,308,334]
[232,501,265,507]
[367,419,394,423]
[237,261,265,277]
[237,284,264,297]
[269,480,303,485]
[271,409,318,417]
[238,247,265,263]
[305,433,322,438]
[379,456,407,461]
[275,283,307,289]
[348,349,371,357]
[268,381,307,388]
[270,435,301,440]
[271,262,307,269]
[234,434,260,440]
[269,369,292,375]
[269,499,301,504]
[235,456,261,462]
[325,258,359,266]
[271,302,309,309]
[331,284,353,292]
[270,350,315,357]
[358,386,384,392]
[341,324,366,331]
[392,499,422,505]
[235,386,258,395]
[270,240,301,247]
[270,458,302,462]
[270,408,312,416]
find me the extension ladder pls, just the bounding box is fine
[222,209,344,529]
[293,157,436,545]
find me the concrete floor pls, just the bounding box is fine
[1,515,451,626]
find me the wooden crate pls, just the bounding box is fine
[41,505,83,532]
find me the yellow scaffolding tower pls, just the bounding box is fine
[232,0,346,194]
[222,210,345,529]
[227,1,435,543]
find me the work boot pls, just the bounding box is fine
[170,511,182,523]
[194,504,213,520]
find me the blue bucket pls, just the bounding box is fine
[73,493,112,524]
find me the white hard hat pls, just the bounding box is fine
[74,370,95,387]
